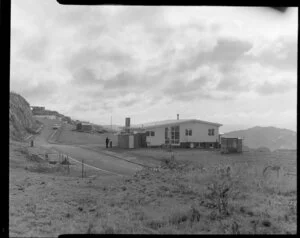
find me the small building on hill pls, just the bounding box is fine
[76,122,93,132]
[31,106,45,112]
[34,115,57,120]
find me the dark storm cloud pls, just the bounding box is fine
[19,36,48,62]
[255,80,296,95]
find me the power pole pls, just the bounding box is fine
[110,115,112,131]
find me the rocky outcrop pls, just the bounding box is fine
[10,92,40,141]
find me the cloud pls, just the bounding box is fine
[246,36,297,70]
[10,2,297,129]
[118,98,139,108]
[19,36,48,62]
[255,80,296,95]
[72,67,104,86]
[172,37,253,74]
[17,79,58,102]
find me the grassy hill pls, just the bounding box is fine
[224,126,297,151]
[9,92,41,141]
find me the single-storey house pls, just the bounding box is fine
[132,118,222,148]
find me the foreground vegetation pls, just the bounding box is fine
[9,140,296,236]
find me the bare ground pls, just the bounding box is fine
[9,140,297,236]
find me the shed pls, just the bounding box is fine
[118,133,147,149]
[220,137,243,153]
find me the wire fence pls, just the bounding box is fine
[41,151,124,179]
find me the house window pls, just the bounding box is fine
[208,129,215,136]
[146,131,155,136]
[186,129,192,136]
[171,126,180,144]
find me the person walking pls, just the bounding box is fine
[105,137,109,148]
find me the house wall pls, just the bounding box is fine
[145,121,220,146]
[146,127,165,146]
[179,122,220,143]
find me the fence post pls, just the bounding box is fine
[67,155,70,174]
[82,159,84,178]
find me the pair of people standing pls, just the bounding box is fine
[105,137,112,148]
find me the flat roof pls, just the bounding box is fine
[131,119,222,129]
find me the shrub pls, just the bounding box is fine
[204,165,239,216]
[169,206,201,227]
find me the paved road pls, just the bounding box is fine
[34,118,142,176]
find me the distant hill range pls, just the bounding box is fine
[224,126,297,152]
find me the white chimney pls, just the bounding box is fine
[177,114,179,120]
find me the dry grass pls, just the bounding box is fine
[9,141,296,236]
[55,123,117,145]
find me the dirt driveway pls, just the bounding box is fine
[33,118,142,177]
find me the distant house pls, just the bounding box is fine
[62,116,72,124]
[34,115,57,120]
[31,106,45,111]
[76,122,93,132]
[131,116,222,148]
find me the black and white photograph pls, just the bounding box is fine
[9,1,297,235]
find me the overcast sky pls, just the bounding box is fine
[10,1,297,132]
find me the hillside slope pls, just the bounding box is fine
[224,126,297,151]
[9,92,41,141]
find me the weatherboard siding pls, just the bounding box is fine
[145,121,220,146]
[180,121,220,143]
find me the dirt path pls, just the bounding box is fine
[33,119,142,177]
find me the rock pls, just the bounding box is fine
[89,207,96,212]
[78,207,83,212]
[261,220,271,227]
[40,181,45,185]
